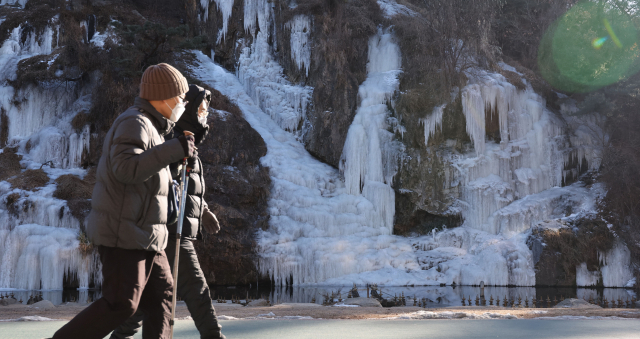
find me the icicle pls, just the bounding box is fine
[212,0,234,42]
[285,15,311,76]
[421,104,445,145]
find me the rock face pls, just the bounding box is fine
[193,86,270,286]
[528,219,615,287]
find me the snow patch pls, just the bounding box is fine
[377,0,417,18]
[386,311,517,320]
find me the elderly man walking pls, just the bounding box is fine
[51,63,196,339]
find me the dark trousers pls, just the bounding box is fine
[110,238,223,339]
[52,246,173,339]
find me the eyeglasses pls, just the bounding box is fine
[177,96,189,105]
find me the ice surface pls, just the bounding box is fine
[0,23,101,291]
[386,311,517,319]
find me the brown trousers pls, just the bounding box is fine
[52,246,174,339]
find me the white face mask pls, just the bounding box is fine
[198,115,207,125]
[165,98,186,122]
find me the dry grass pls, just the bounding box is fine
[0,150,23,181]
[7,169,50,191]
[0,108,9,149]
[500,69,527,91]
[53,174,93,201]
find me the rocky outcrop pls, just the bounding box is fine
[528,219,615,287]
[193,85,270,286]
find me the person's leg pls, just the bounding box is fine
[175,239,224,339]
[137,250,174,339]
[52,246,149,339]
[110,239,182,339]
[108,309,144,339]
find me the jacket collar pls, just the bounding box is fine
[133,97,175,136]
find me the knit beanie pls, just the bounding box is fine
[139,63,189,101]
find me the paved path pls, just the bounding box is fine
[1,319,639,339]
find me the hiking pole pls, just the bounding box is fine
[170,131,193,339]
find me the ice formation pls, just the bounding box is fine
[197,0,635,287]
[377,0,417,18]
[285,15,311,76]
[340,29,403,233]
[420,104,445,146]
[195,47,432,286]
[236,0,312,134]
[0,21,101,290]
[0,0,28,8]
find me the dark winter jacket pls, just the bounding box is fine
[86,97,186,251]
[166,84,212,240]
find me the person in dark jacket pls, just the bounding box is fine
[51,63,197,339]
[111,85,225,339]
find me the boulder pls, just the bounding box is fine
[553,298,601,309]
[343,297,382,307]
[0,298,17,306]
[30,300,55,310]
[246,299,269,307]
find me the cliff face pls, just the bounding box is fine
[0,0,637,288]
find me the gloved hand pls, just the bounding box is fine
[202,207,220,234]
[187,155,197,170]
[178,134,198,159]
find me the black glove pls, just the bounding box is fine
[178,134,197,158]
[194,125,209,146]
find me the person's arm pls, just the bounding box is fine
[110,116,185,184]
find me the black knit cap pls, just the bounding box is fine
[175,85,212,144]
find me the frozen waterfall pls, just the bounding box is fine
[198,0,633,287]
[0,21,101,290]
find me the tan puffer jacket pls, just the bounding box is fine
[86,97,186,251]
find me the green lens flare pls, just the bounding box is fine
[592,36,608,49]
[603,18,623,48]
[538,0,640,93]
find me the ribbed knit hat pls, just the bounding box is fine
[139,63,189,101]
